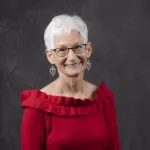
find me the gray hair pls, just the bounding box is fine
[44,14,88,50]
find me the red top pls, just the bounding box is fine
[20,81,120,150]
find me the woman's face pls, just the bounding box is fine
[46,30,92,77]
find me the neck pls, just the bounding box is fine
[57,72,85,95]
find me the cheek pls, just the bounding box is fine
[78,55,88,64]
[55,55,88,68]
[55,58,66,67]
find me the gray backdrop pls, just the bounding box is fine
[0,0,150,150]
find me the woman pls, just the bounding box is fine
[20,14,120,150]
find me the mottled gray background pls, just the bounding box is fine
[0,0,150,150]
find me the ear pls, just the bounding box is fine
[86,42,93,58]
[45,49,55,64]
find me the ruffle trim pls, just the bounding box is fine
[20,81,115,116]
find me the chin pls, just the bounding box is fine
[58,66,86,77]
[66,72,82,77]
[65,70,85,77]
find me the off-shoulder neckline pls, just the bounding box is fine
[34,84,101,102]
[20,81,114,116]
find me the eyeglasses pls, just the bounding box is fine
[51,43,87,57]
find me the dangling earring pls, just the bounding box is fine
[49,65,56,76]
[87,59,91,71]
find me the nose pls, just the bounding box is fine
[67,49,77,61]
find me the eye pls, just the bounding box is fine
[73,44,82,49]
[57,47,67,52]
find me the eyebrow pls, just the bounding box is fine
[58,42,81,48]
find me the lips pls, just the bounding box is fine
[65,62,81,67]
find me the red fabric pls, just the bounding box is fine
[20,81,120,150]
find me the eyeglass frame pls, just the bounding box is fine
[50,43,88,57]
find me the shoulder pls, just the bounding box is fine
[21,107,48,132]
[98,81,116,106]
[40,81,57,94]
[40,82,52,92]
[101,81,115,97]
[22,107,44,117]
[84,81,97,91]
[82,81,98,98]
[21,107,45,123]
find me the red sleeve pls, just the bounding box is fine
[102,92,121,150]
[21,107,45,150]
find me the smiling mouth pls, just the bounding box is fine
[65,62,81,67]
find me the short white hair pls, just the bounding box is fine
[44,14,88,50]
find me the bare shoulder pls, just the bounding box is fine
[40,85,49,93]
[40,81,56,94]
[83,81,98,99]
[84,81,97,93]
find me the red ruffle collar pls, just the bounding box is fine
[20,81,114,116]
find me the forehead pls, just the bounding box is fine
[54,30,84,47]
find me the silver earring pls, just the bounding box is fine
[87,59,91,71]
[49,65,56,76]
